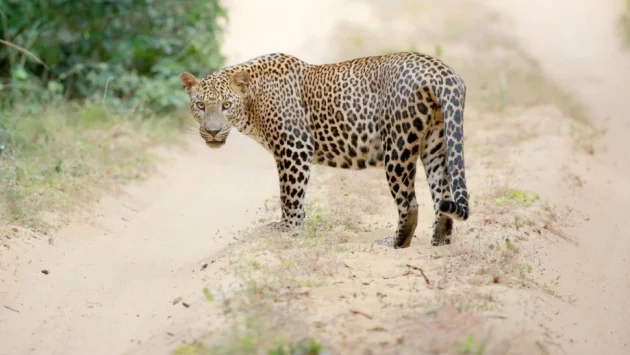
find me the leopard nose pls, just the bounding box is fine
[205,128,221,137]
[203,120,221,136]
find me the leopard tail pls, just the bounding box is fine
[436,75,469,221]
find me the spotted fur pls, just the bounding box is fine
[180,52,469,248]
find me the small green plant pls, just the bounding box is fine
[334,244,349,252]
[302,207,333,239]
[174,342,206,355]
[434,43,443,58]
[280,258,296,268]
[268,339,327,355]
[203,287,215,302]
[516,263,533,277]
[476,302,494,311]
[456,333,486,354]
[504,237,518,252]
[351,37,364,49]
[251,260,262,270]
[240,335,258,353]
[494,188,540,207]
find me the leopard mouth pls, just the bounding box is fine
[205,140,225,149]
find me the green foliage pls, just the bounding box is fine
[0,0,227,113]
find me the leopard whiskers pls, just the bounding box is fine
[181,124,199,134]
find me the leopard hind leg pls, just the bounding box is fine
[420,119,454,246]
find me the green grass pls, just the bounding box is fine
[175,284,330,355]
[174,337,328,355]
[478,187,541,209]
[0,100,185,231]
[301,206,334,240]
[174,342,206,355]
[455,333,486,355]
[494,189,540,207]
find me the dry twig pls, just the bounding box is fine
[350,309,373,319]
[406,264,431,285]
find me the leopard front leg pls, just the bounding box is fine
[273,141,313,231]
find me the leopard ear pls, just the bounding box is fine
[230,70,250,95]
[180,72,197,93]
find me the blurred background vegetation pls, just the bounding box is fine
[622,0,630,46]
[0,0,227,230]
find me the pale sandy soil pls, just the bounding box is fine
[1,0,629,354]
[481,1,630,353]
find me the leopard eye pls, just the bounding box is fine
[195,102,205,110]
[222,101,232,110]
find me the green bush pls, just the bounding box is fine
[0,0,227,112]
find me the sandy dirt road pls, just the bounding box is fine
[483,0,630,353]
[0,133,279,355]
[1,0,629,354]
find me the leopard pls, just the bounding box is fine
[179,51,469,248]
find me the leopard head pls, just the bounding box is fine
[180,70,250,149]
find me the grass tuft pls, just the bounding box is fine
[493,189,540,207]
[455,333,487,354]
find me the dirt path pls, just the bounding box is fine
[483,0,630,353]
[0,133,280,355]
[1,0,629,354]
